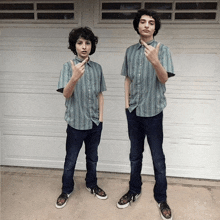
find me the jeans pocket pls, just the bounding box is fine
[98,121,103,129]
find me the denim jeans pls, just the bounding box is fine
[126,109,167,203]
[62,122,102,194]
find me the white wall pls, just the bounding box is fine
[1,0,220,180]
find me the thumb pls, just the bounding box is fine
[156,42,161,54]
[70,60,74,67]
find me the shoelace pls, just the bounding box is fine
[91,186,102,195]
[120,192,136,203]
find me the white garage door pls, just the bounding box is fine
[1,0,220,180]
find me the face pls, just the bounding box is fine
[138,15,155,40]
[75,37,92,59]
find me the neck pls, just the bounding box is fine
[140,36,154,43]
[77,56,89,61]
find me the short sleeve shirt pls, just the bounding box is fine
[121,40,174,117]
[57,57,107,130]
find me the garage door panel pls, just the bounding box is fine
[2,135,66,167]
[4,93,65,118]
[1,50,73,73]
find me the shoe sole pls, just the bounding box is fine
[86,187,108,200]
[116,193,141,209]
[160,214,173,220]
[158,204,173,220]
[55,193,71,209]
[116,202,130,209]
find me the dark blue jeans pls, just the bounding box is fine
[126,109,167,203]
[62,122,102,194]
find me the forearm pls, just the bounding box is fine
[152,60,168,84]
[98,92,104,122]
[125,76,131,108]
[63,77,78,99]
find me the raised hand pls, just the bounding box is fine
[70,57,88,81]
[63,58,88,99]
[141,40,160,65]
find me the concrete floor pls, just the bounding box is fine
[1,166,220,220]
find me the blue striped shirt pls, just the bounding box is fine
[57,57,107,130]
[121,40,174,117]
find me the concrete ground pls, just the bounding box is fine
[1,166,220,220]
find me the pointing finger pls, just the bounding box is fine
[141,40,149,49]
[82,57,88,65]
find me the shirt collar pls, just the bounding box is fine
[138,39,155,49]
[75,56,91,66]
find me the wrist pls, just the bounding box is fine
[125,101,129,108]
[70,75,79,84]
[151,58,160,67]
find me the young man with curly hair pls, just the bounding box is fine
[56,27,107,209]
[117,9,174,220]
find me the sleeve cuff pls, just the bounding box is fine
[168,72,175,78]
[57,88,64,93]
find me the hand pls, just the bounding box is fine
[70,57,88,81]
[141,40,160,65]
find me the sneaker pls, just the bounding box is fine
[158,201,172,220]
[117,191,141,209]
[86,185,108,200]
[55,192,71,209]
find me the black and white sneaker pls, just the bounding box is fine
[55,192,71,209]
[158,201,172,220]
[86,185,108,200]
[117,191,141,209]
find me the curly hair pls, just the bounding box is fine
[68,27,98,55]
[133,9,161,37]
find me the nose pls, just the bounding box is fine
[82,42,86,49]
[145,21,149,28]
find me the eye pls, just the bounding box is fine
[86,41,91,45]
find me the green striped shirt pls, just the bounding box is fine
[121,40,174,117]
[57,57,107,130]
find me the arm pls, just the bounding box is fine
[63,58,88,99]
[150,58,168,84]
[63,74,78,99]
[141,41,168,84]
[98,92,104,122]
[125,76,131,109]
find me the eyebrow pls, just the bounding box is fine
[140,18,155,23]
[77,39,90,42]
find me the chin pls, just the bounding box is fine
[141,32,151,37]
[80,55,89,59]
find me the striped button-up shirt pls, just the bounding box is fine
[121,40,174,117]
[57,57,107,130]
